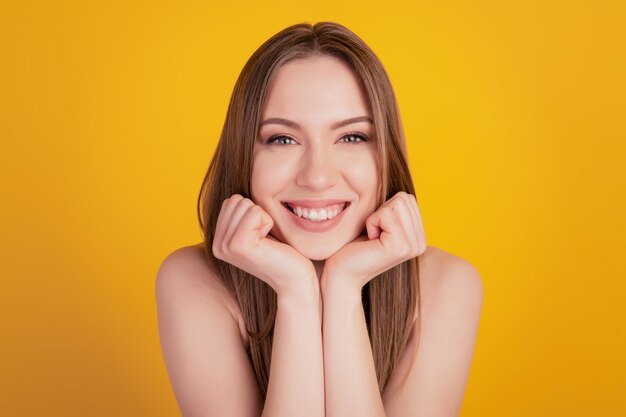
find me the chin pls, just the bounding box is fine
[295,246,338,261]
[289,239,345,261]
[269,226,358,261]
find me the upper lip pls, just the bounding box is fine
[282,199,350,208]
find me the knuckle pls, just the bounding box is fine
[242,205,263,223]
[388,203,402,214]
[230,194,244,203]
[237,198,255,211]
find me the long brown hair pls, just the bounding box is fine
[197,21,420,398]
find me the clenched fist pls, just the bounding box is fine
[212,194,317,296]
[323,191,427,291]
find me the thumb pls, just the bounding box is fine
[259,211,273,237]
[240,205,274,238]
[260,222,273,237]
[365,210,382,240]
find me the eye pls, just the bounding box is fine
[266,135,297,145]
[340,132,369,143]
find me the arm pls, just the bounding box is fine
[382,256,484,417]
[262,276,325,417]
[320,256,484,417]
[320,273,386,417]
[156,246,325,417]
[156,247,264,416]
[207,195,326,416]
[318,192,425,417]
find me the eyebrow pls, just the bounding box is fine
[259,116,373,130]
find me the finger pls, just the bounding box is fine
[366,192,409,240]
[368,205,406,250]
[366,213,382,240]
[366,193,394,239]
[214,194,244,242]
[407,194,427,253]
[405,193,419,228]
[223,197,255,244]
[382,200,418,258]
[366,203,385,240]
[391,196,419,249]
[237,204,274,242]
[380,192,402,209]
[391,192,423,246]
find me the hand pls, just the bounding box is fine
[212,194,317,295]
[323,192,427,291]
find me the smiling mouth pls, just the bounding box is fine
[282,202,350,222]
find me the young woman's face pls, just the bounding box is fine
[251,55,380,261]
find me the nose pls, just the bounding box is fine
[295,143,340,191]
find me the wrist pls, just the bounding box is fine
[320,266,363,300]
[276,272,321,306]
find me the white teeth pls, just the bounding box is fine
[288,203,346,222]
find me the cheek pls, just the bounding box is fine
[250,160,270,202]
[344,151,380,201]
[250,154,293,202]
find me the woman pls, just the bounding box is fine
[156,21,483,417]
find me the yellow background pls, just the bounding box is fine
[2,1,625,416]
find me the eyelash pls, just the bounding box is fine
[266,131,369,145]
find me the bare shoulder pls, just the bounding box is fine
[156,242,222,293]
[383,245,484,415]
[418,245,484,318]
[156,243,243,325]
[156,243,250,348]
[155,243,262,416]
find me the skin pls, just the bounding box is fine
[250,55,382,278]
[220,54,427,317]
[215,55,427,415]
[156,55,483,417]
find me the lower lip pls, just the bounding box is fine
[283,203,350,233]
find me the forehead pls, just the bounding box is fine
[261,55,371,123]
